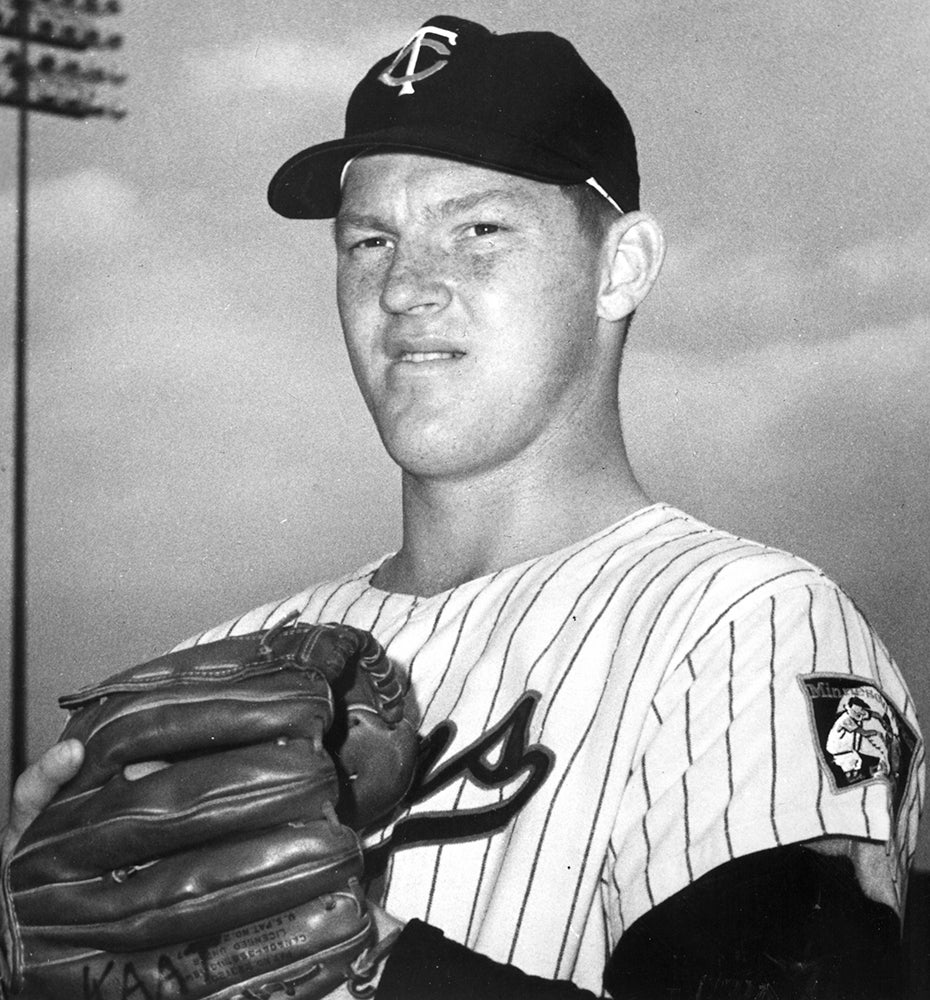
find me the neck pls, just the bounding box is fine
[373,419,651,597]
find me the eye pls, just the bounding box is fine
[352,235,393,250]
[466,223,502,238]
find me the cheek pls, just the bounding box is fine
[337,262,382,321]
[336,266,385,371]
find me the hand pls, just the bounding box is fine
[1,739,84,863]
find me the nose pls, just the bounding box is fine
[379,243,452,316]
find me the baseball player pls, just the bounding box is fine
[3,15,924,1000]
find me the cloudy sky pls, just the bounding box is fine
[0,2,927,864]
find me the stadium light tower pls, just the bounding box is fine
[1,0,126,787]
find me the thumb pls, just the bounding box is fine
[3,739,84,859]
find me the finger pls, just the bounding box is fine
[3,740,84,858]
[123,760,171,781]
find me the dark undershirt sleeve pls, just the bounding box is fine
[607,844,903,999]
[375,919,599,1000]
[376,845,904,1000]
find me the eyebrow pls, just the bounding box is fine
[334,187,535,236]
[429,188,534,218]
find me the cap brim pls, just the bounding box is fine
[267,124,593,219]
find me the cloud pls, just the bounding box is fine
[643,218,930,358]
[833,221,930,293]
[184,25,408,98]
[0,168,144,255]
[627,313,930,476]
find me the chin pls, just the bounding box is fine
[381,431,483,481]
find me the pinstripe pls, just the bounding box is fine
[401,587,457,684]
[424,564,538,923]
[806,587,827,834]
[556,677,637,976]
[554,537,794,966]
[422,569,528,726]
[833,587,853,673]
[622,543,769,796]
[220,613,245,639]
[394,522,637,921]
[257,597,291,631]
[381,580,499,906]
[464,789,506,947]
[863,618,881,684]
[338,583,389,626]
[723,621,735,859]
[682,685,694,882]
[768,596,781,846]
[298,570,370,619]
[658,543,781,661]
[603,840,625,938]
[525,517,687,700]
[461,542,621,941]
[521,534,730,967]
[806,586,818,670]
[641,756,655,908]
[507,533,691,962]
[405,510,676,945]
[509,532,712,957]
[537,531,716,733]
[679,567,813,661]
[315,573,368,620]
[378,595,422,648]
[421,570,507,721]
[296,581,330,619]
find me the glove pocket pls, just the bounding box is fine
[12,739,340,884]
[333,711,419,828]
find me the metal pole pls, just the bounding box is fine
[11,0,30,785]
[2,2,127,790]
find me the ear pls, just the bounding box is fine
[596,212,666,322]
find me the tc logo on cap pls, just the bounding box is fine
[378,25,458,96]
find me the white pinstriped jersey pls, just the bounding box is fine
[181,504,925,996]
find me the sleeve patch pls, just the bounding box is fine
[798,674,919,821]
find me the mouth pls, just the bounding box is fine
[398,350,465,364]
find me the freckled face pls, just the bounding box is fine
[334,153,606,481]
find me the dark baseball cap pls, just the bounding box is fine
[267,15,639,219]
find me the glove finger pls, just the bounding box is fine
[14,820,363,951]
[60,673,333,793]
[13,739,338,882]
[24,884,372,1000]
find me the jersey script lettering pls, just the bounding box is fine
[368,691,554,872]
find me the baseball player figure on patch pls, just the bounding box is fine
[800,675,919,816]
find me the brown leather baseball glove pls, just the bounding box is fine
[1,617,418,1000]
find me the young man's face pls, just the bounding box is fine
[334,153,611,482]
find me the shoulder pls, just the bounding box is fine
[643,505,833,607]
[169,558,387,651]
[632,509,919,746]
[609,505,849,669]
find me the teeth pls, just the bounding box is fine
[402,351,460,363]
